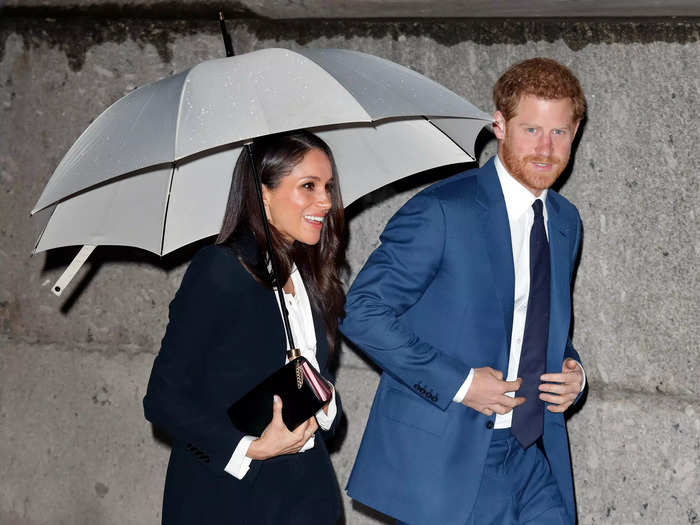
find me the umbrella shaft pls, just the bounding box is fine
[246,144,296,350]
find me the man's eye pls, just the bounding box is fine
[527,128,537,134]
[553,129,565,135]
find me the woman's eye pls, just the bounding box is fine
[302,182,315,190]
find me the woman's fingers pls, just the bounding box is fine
[249,399,321,459]
[271,395,285,426]
[303,417,319,440]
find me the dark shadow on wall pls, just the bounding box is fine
[40,237,214,314]
[2,16,699,73]
[344,126,493,224]
[351,500,395,524]
[556,114,587,420]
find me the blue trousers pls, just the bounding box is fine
[398,429,568,525]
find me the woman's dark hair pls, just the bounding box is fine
[216,130,346,348]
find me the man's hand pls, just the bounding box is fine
[462,367,525,416]
[539,358,583,413]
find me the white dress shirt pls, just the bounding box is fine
[224,265,337,479]
[453,155,585,427]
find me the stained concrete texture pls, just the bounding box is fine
[4,0,700,18]
[568,386,700,524]
[0,337,169,525]
[1,15,699,525]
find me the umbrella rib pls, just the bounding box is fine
[173,68,194,161]
[159,164,177,256]
[291,49,374,123]
[32,204,57,254]
[426,117,480,162]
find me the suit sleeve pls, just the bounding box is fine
[340,192,470,411]
[143,246,249,475]
[564,210,585,404]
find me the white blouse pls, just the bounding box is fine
[225,266,338,479]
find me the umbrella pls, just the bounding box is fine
[31,47,492,295]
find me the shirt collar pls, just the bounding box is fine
[495,154,548,224]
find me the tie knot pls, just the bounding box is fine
[532,199,544,218]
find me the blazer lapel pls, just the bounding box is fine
[475,161,515,361]
[545,195,572,372]
[311,307,329,371]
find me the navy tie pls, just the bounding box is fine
[511,199,550,449]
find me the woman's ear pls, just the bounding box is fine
[260,185,272,221]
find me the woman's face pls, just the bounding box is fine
[262,148,334,246]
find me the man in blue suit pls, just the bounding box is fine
[340,58,587,524]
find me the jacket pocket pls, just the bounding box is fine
[383,387,449,436]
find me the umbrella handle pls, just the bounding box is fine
[52,245,96,296]
[219,11,235,57]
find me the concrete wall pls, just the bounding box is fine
[1,13,699,525]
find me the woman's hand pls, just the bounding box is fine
[246,395,318,460]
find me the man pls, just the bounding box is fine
[340,58,586,525]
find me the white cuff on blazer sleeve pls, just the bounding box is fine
[315,387,337,430]
[225,435,256,479]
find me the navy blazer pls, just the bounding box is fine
[144,243,342,524]
[341,157,582,525]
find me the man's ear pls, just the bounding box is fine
[572,119,581,138]
[493,110,506,140]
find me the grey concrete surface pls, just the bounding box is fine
[1,13,699,525]
[4,0,700,18]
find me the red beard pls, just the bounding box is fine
[502,149,567,194]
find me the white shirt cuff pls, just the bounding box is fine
[298,387,338,453]
[299,435,315,452]
[575,361,586,392]
[453,369,474,403]
[315,387,337,430]
[224,435,256,480]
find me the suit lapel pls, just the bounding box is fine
[546,194,572,372]
[475,161,515,360]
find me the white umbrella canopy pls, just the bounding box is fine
[34,118,477,255]
[32,47,490,214]
[31,47,492,294]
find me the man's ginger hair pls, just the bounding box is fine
[494,58,586,122]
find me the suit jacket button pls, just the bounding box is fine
[486,420,494,429]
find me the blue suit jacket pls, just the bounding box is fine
[340,158,582,525]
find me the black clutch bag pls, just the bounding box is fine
[228,351,333,436]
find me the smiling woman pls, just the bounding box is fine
[218,131,346,339]
[262,148,334,246]
[143,130,346,524]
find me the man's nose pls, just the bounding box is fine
[536,133,553,156]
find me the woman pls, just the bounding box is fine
[143,130,346,524]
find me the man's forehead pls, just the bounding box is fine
[509,94,576,122]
